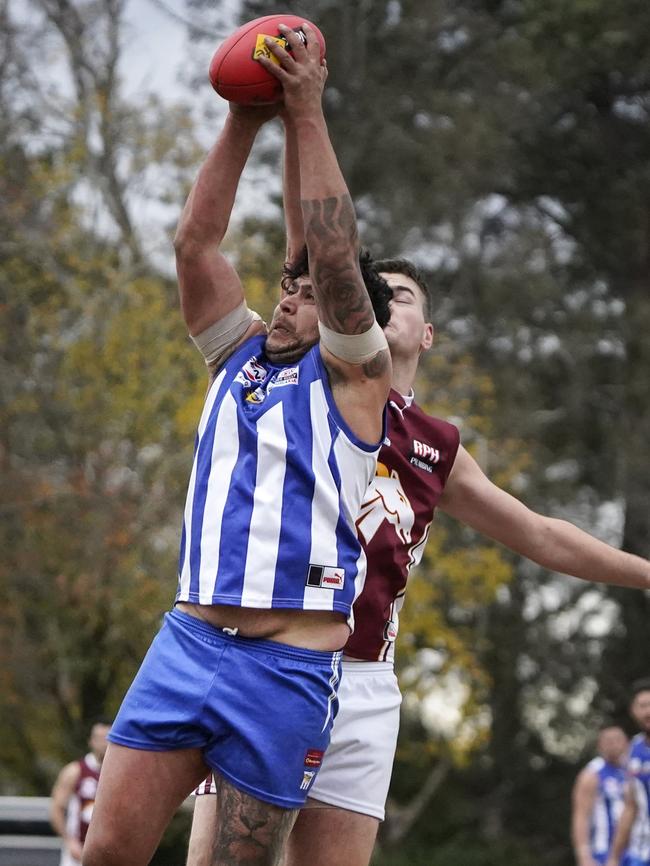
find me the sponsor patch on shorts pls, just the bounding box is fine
[304,748,325,768]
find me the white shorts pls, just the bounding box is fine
[194,661,401,821]
[308,660,401,820]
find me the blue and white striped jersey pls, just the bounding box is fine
[176,334,384,628]
[584,756,626,858]
[628,734,650,862]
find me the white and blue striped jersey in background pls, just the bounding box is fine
[176,334,384,629]
[584,756,626,859]
[628,734,650,863]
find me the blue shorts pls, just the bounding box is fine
[109,609,342,808]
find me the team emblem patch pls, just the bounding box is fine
[235,356,267,387]
[306,564,345,590]
[245,387,266,404]
[300,770,316,791]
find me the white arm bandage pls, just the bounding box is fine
[190,303,262,366]
[318,319,388,364]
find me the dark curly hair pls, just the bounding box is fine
[282,246,393,328]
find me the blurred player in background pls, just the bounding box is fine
[572,724,629,866]
[50,721,111,866]
[606,680,650,866]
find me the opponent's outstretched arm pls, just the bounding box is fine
[440,445,650,589]
[174,106,276,339]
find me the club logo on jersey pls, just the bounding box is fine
[245,387,266,404]
[304,749,325,768]
[356,462,415,546]
[300,770,316,791]
[408,438,440,473]
[306,564,345,590]
[235,357,267,388]
[268,366,299,391]
[383,619,398,642]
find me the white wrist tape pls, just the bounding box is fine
[318,319,388,364]
[191,303,262,366]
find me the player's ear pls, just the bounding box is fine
[420,323,433,352]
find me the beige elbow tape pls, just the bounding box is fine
[318,320,388,364]
[191,303,262,366]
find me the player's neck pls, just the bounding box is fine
[390,355,418,396]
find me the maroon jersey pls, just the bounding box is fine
[345,391,460,661]
[67,754,100,845]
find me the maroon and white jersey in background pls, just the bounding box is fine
[65,753,100,847]
[344,390,460,662]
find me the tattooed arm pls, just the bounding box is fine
[260,25,391,439]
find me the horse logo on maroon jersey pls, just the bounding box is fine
[355,462,415,545]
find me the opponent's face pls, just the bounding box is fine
[631,690,650,735]
[381,273,433,360]
[266,276,319,364]
[597,727,629,764]
[88,723,111,761]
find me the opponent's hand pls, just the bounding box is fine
[257,23,327,118]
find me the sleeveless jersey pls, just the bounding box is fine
[176,335,383,628]
[584,756,626,858]
[65,753,100,847]
[344,391,460,661]
[628,734,650,862]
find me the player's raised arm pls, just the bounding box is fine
[259,25,391,401]
[281,110,305,266]
[173,105,274,364]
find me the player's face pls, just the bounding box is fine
[88,724,111,760]
[598,727,629,764]
[381,273,433,361]
[266,275,319,364]
[631,690,650,735]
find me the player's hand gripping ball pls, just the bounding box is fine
[209,14,326,105]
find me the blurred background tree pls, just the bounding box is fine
[1,0,649,863]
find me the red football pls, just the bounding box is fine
[209,14,326,105]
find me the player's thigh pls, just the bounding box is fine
[186,793,218,866]
[83,743,207,866]
[212,773,298,866]
[285,801,379,866]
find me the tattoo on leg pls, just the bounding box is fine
[213,775,297,866]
